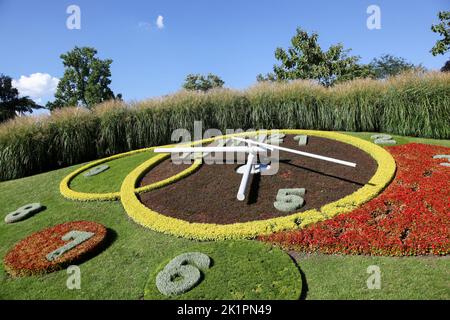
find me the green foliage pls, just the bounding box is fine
[46,47,120,110]
[182,73,225,91]
[369,54,424,79]
[431,11,450,56]
[0,74,42,123]
[257,28,373,86]
[0,72,449,181]
[441,60,450,72]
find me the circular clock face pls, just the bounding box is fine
[139,135,376,223]
[120,130,395,240]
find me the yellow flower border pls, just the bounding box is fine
[59,148,202,201]
[120,130,396,240]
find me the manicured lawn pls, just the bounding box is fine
[343,131,450,147]
[294,253,449,300]
[1,132,449,300]
[69,150,155,194]
[0,162,300,300]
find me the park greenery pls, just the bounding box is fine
[182,73,225,91]
[431,11,450,72]
[0,71,448,181]
[1,133,449,299]
[0,74,42,123]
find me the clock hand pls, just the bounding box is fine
[237,152,256,201]
[232,137,357,168]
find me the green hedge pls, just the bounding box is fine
[0,72,449,181]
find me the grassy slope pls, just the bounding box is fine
[1,132,449,300]
[70,150,155,193]
[0,163,300,300]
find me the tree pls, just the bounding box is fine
[182,73,224,91]
[431,11,450,56]
[441,60,450,72]
[257,28,373,86]
[46,47,120,110]
[369,54,425,79]
[0,74,42,123]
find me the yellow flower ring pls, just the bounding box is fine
[59,147,202,202]
[120,130,396,241]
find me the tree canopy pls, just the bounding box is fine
[182,73,225,91]
[369,54,424,79]
[431,11,450,56]
[46,47,120,110]
[257,28,373,86]
[0,74,42,123]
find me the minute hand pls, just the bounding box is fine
[232,137,357,168]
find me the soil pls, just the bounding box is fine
[139,135,378,224]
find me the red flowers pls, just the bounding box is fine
[4,221,107,277]
[260,143,450,256]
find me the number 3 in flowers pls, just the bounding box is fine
[433,155,450,167]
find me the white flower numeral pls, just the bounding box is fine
[156,252,211,296]
[46,230,95,262]
[433,155,450,167]
[274,188,306,212]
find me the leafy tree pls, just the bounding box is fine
[369,54,425,79]
[46,47,120,110]
[441,60,450,72]
[257,28,373,86]
[182,73,225,91]
[0,74,42,123]
[431,11,450,56]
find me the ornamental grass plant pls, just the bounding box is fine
[0,71,449,181]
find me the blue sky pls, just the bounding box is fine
[0,0,448,107]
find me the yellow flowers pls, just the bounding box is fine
[119,130,396,240]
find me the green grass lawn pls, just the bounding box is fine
[343,131,450,147]
[0,132,449,300]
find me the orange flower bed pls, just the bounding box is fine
[260,143,450,256]
[4,221,107,277]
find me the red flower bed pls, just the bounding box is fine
[4,221,107,277]
[260,143,450,256]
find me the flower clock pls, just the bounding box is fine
[60,130,396,240]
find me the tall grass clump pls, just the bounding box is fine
[0,71,449,181]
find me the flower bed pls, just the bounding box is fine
[3,221,107,277]
[260,143,450,256]
[120,130,395,240]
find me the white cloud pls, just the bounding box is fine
[156,15,164,29]
[12,73,59,102]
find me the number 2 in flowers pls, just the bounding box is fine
[46,230,95,261]
[433,155,450,167]
[370,134,396,145]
